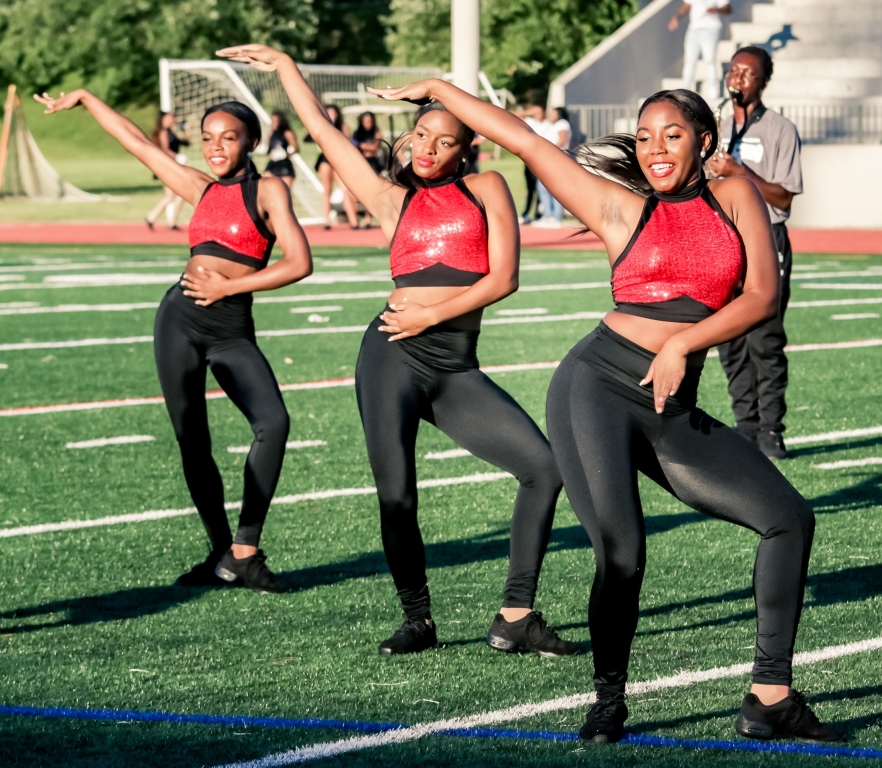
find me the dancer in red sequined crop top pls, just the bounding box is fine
[37,91,312,593]
[220,43,576,659]
[373,82,840,742]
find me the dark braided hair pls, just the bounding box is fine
[732,45,774,82]
[574,89,716,197]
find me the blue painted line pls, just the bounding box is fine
[5,704,882,760]
[0,705,402,734]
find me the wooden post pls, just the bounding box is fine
[0,84,18,196]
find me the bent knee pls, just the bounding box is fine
[251,408,290,446]
[516,451,563,494]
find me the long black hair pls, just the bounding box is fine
[271,109,293,134]
[388,102,476,188]
[574,89,716,196]
[353,111,379,144]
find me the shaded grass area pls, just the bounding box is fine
[2,247,882,765]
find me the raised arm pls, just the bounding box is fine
[181,177,313,305]
[217,45,402,228]
[378,171,520,340]
[368,79,640,245]
[34,91,211,205]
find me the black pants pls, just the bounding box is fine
[522,166,538,220]
[355,313,563,620]
[546,323,814,697]
[718,222,793,435]
[154,284,289,549]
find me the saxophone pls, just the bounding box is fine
[713,88,740,156]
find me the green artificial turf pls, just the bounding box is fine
[2,245,882,766]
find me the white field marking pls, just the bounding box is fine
[0,275,25,282]
[0,364,7,369]
[494,308,548,316]
[790,297,882,308]
[0,260,187,273]
[312,259,359,267]
[519,261,609,271]
[0,302,158,316]
[791,270,882,280]
[788,425,882,446]
[0,284,611,316]
[0,472,510,539]
[288,306,341,314]
[0,313,606,352]
[801,283,882,291]
[831,313,880,320]
[213,635,882,768]
[65,435,155,450]
[424,448,472,460]
[814,457,882,470]
[227,440,327,454]
[43,274,182,286]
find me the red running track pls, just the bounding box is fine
[0,221,880,254]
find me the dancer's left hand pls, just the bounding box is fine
[379,302,433,341]
[640,339,688,414]
[366,81,434,106]
[181,266,230,306]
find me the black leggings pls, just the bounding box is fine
[154,284,290,549]
[355,313,563,620]
[546,323,814,697]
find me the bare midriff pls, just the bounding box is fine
[183,254,259,281]
[603,310,709,366]
[387,285,483,331]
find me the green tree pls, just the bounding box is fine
[0,0,318,105]
[313,0,393,66]
[384,0,636,98]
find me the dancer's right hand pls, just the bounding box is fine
[217,44,288,72]
[367,81,436,106]
[34,90,86,114]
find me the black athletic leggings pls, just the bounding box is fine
[355,312,563,620]
[154,283,289,549]
[546,323,814,697]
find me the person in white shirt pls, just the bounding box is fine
[669,0,732,99]
[534,107,572,227]
[517,102,549,223]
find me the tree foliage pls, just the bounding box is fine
[385,0,637,99]
[313,0,392,66]
[0,0,318,105]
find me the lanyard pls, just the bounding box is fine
[727,104,766,155]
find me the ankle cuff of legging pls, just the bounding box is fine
[752,674,792,687]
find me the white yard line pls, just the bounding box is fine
[0,472,510,539]
[424,449,472,460]
[0,313,606,352]
[0,260,187,273]
[65,435,155,450]
[788,425,882,445]
[0,302,159,316]
[211,636,882,768]
[831,313,879,320]
[801,283,882,291]
[227,440,327,454]
[791,271,882,280]
[814,458,882,470]
[495,308,548,316]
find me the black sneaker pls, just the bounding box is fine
[579,695,628,744]
[486,611,581,658]
[378,617,438,657]
[758,430,788,460]
[214,549,284,594]
[175,549,228,587]
[735,690,844,743]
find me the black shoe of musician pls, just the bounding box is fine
[758,430,788,460]
[735,691,844,743]
[579,695,628,744]
[486,611,582,658]
[215,548,284,594]
[378,617,438,657]
[175,549,228,587]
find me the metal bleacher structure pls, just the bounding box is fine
[549,0,882,228]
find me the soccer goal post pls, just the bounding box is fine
[160,60,445,224]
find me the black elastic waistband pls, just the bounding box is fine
[170,280,253,309]
[371,308,479,372]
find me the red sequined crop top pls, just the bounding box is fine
[390,175,490,288]
[612,179,745,323]
[188,171,275,269]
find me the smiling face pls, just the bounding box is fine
[635,101,712,193]
[201,112,257,177]
[410,109,469,180]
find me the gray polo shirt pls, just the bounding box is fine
[720,106,802,224]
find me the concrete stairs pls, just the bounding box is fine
[718,0,882,103]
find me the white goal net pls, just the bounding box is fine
[160,60,445,224]
[0,85,104,202]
